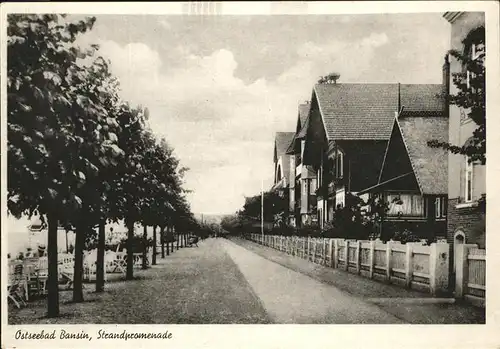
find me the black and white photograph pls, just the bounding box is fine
[2,1,499,348]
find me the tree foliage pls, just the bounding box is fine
[7,14,193,316]
[240,190,287,223]
[428,26,485,165]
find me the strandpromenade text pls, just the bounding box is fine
[15,329,174,341]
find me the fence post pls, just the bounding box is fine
[333,239,339,268]
[329,239,334,267]
[323,239,327,266]
[429,242,451,296]
[307,236,311,261]
[369,240,375,279]
[405,243,413,288]
[345,240,349,271]
[385,241,392,283]
[356,240,362,275]
[313,239,318,263]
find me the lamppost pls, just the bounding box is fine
[261,178,264,242]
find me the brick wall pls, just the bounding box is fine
[447,198,486,248]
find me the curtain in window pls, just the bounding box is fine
[387,194,424,216]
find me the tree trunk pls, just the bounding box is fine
[47,212,59,318]
[126,219,134,280]
[72,219,85,303]
[176,230,179,250]
[142,225,148,270]
[161,226,165,258]
[184,233,187,247]
[96,219,105,293]
[152,225,157,265]
[166,226,170,256]
[170,227,174,253]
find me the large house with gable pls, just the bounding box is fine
[357,101,449,240]
[301,80,448,238]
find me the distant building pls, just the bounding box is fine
[271,131,295,225]
[286,102,316,227]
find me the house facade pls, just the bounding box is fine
[286,102,317,227]
[302,82,447,237]
[443,12,486,250]
[357,110,449,240]
[271,132,295,224]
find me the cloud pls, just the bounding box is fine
[73,30,397,213]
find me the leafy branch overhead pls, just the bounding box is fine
[428,26,485,165]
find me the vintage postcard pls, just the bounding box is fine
[1,1,499,349]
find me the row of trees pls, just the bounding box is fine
[220,190,287,234]
[7,15,196,317]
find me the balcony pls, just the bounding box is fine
[296,163,302,177]
[271,177,286,191]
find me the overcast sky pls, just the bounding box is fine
[69,13,451,215]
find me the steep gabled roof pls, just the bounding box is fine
[397,115,448,195]
[298,103,311,127]
[286,102,311,154]
[313,83,444,141]
[274,132,294,163]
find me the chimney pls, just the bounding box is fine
[442,53,450,118]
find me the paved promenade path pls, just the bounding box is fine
[9,238,483,324]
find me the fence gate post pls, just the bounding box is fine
[345,240,350,271]
[356,240,362,275]
[385,241,392,283]
[369,240,375,279]
[405,243,413,288]
[454,244,469,298]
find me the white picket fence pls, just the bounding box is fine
[455,244,486,307]
[247,233,450,296]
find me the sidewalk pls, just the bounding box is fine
[8,239,270,324]
[230,237,485,324]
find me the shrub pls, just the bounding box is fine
[392,229,421,244]
[295,224,322,237]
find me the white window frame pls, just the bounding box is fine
[467,42,484,90]
[435,197,441,218]
[465,156,473,203]
[309,178,316,195]
[435,197,447,219]
[336,151,344,178]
